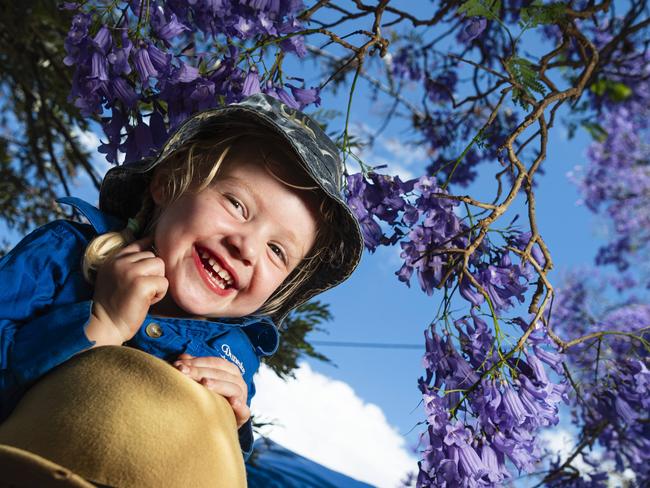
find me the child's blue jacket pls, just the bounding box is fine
[0,197,279,459]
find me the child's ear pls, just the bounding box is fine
[149,168,167,206]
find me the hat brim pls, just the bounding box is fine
[0,445,96,488]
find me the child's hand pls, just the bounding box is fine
[90,236,168,345]
[173,353,251,428]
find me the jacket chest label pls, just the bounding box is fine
[220,343,245,374]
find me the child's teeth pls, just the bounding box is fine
[199,248,233,286]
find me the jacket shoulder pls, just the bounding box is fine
[3,220,95,261]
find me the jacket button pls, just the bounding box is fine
[145,323,163,339]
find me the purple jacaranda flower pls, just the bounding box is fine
[346,172,365,198]
[107,32,133,76]
[359,217,383,251]
[189,79,216,110]
[414,261,433,296]
[509,231,547,268]
[279,18,307,57]
[274,87,300,109]
[153,11,189,42]
[66,13,91,47]
[480,443,509,483]
[391,47,422,81]
[444,421,470,447]
[90,51,109,81]
[147,44,172,74]
[403,204,419,225]
[347,195,369,221]
[120,117,154,164]
[458,17,488,43]
[92,26,112,54]
[459,278,485,307]
[519,386,560,427]
[175,62,200,83]
[533,345,564,375]
[133,45,159,83]
[480,380,502,420]
[423,391,451,431]
[457,443,491,482]
[286,84,321,108]
[614,396,638,424]
[396,263,413,285]
[413,175,437,197]
[111,77,138,108]
[234,17,256,37]
[422,330,450,377]
[280,35,307,57]
[525,351,550,385]
[447,351,479,389]
[242,70,261,96]
[149,107,168,151]
[492,431,538,471]
[425,71,457,104]
[472,254,530,312]
[98,108,125,164]
[501,384,531,427]
[72,82,103,116]
[258,11,278,35]
[458,310,496,368]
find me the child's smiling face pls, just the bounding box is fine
[149,147,319,318]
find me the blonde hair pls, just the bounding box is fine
[83,122,339,318]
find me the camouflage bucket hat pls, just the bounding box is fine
[99,93,363,323]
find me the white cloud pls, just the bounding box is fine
[371,157,415,181]
[73,126,101,152]
[539,428,577,460]
[252,363,416,488]
[71,126,113,177]
[382,138,427,166]
[538,428,635,487]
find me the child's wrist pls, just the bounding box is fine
[86,302,126,346]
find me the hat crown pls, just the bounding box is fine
[0,347,247,486]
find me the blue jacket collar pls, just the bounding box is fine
[56,196,279,356]
[57,197,124,235]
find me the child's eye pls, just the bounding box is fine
[268,243,287,264]
[226,195,246,217]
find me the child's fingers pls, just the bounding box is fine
[136,275,169,304]
[200,378,251,427]
[117,235,155,255]
[128,255,166,277]
[174,356,242,377]
[174,363,246,391]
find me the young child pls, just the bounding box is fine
[0,94,363,465]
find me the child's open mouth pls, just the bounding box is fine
[194,246,235,291]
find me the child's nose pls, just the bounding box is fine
[226,232,260,266]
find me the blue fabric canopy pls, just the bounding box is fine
[246,438,374,488]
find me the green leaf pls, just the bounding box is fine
[589,79,633,102]
[458,0,502,22]
[520,1,567,28]
[262,300,332,379]
[581,121,608,142]
[608,82,632,102]
[590,79,608,96]
[506,56,546,109]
